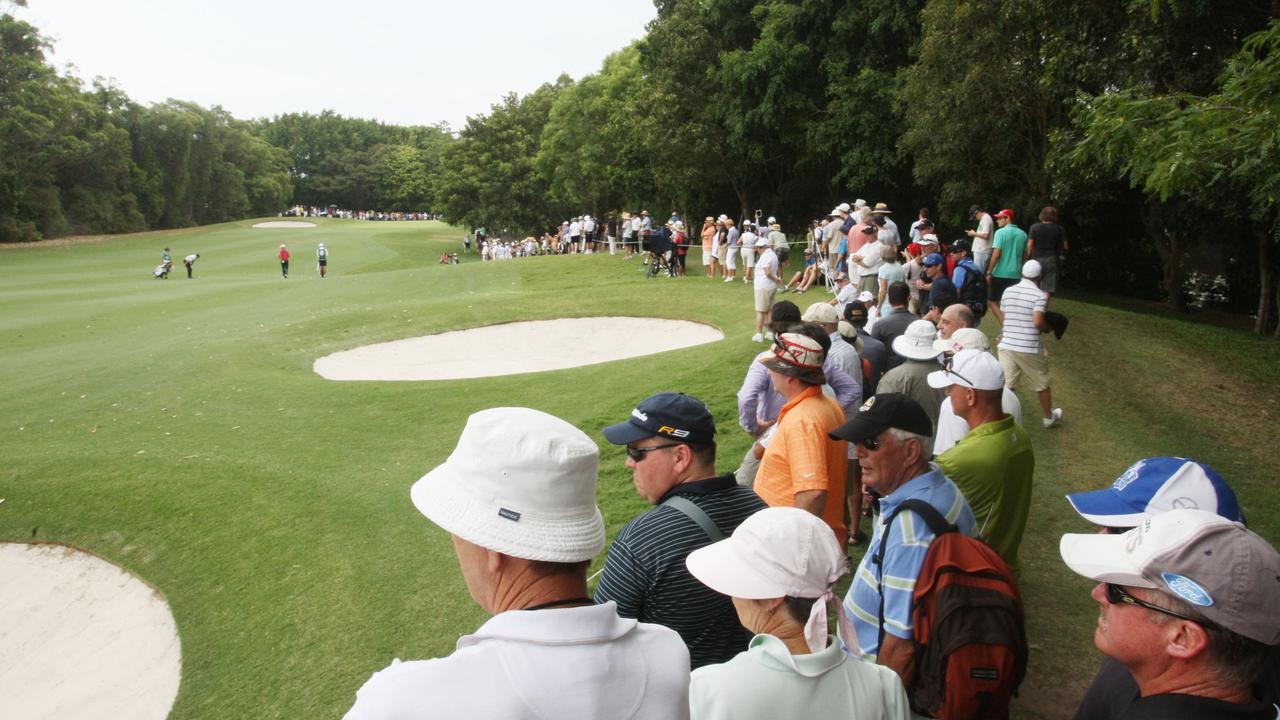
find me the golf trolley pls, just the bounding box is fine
[646,251,677,279]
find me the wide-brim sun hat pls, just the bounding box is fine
[892,319,943,361]
[411,407,605,563]
[933,327,990,354]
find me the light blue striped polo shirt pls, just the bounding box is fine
[842,465,976,659]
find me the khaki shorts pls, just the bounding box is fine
[740,247,756,267]
[716,245,728,263]
[754,288,777,313]
[1000,346,1051,392]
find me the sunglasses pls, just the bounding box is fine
[942,355,976,388]
[625,443,682,462]
[1104,583,1218,629]
[855,436,882,451]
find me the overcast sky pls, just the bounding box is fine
[16,0,657,129]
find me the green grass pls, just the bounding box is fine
[1,220,1277,718]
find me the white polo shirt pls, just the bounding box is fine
[344,601,690,720]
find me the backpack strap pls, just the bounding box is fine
[873,498,959,655]
[660,495,724,543]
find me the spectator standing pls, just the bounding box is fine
[965,205,995,272]
[878,320,947,452]
[740,222,759,285]
[723,219,740,283]
[596,392,766,668]
[1027,206,1068,298]
[279,245,290,278]
[844,301,886,396]
[832,394,976,677]
[931,326,1023,455]
[623,212,636,259]
[343,408,691,719]
[929,350,1034,572]
[850,225,884,295]
[986,209,1028,320]
[997,260,1063,428]
[876,246,905,317]
[686,508,910,720]
[1059,509,1280,719]
[870,282,916,357]
[701,217,717,277]
[751,236,782,341]
[754,333,850,543]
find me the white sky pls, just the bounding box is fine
[16,0,656,129]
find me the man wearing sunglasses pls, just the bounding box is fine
[830,393,976,681]
[596,392,766,669]
[1060,509,1280,718]
[927,349,1034,573]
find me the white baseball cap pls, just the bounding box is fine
[411,407,605,563]
[919,234,939,246]
[686,507,853,653]
[927,349,1005,390]
[856,290,875,303]
[755,235,770,247]
[1060,509,1280,644]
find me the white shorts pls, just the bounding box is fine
[702,248,713,265]
[726,249,738,269]
[740,247,756,266]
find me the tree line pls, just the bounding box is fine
[3,2,1278,334]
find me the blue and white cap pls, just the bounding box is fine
[1065,457,1243,528]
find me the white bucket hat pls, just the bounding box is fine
[410,407,605,563]
[892,319,942,361]
[686,507,855,654]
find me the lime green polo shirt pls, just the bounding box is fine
[934,414,1034,572]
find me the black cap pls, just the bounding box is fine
[603,392,717,445]
[860,224,877,234]
[950,238,971,254]
[829,393,932,442]
[844,300,868,325]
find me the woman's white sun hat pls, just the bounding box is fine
[686,507,855,653]
[410,407,605,563]
[892,319,944,361]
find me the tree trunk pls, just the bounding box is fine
[1256,221,1274,334]
[1144,199,1186,312]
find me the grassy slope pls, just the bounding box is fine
[0,220,1276,718]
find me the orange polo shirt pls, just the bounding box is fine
[755,384,849,542]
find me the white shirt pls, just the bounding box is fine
[344,602,690,720]
[569,221,582,237]
[834,283,857,318]
[932,389,1024,455]
[184,254,198,263]
[853,240,884,277]
[754,248,779,290]
[973,214,994,253]
[690,634,909,720]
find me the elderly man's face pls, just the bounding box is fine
[1089,582,1174,670]
[938,305,970,339]
[625,437,684,504]
[855,430,922,497]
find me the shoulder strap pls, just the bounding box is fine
[660,495,724,543]
[873,498,958,654]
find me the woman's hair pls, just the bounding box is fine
[782,596,820,625]
[880,245,899,263]
[1039,206,1059,223]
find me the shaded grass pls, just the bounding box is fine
[1,220,1277,718]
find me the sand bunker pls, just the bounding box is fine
[0,543,181,720]
[252,220,316,228]
[315,316,725,381]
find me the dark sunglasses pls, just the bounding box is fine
[1104,583,1217,628]
[942,355,976,388]
[855,437,882,451]
[625,443,682,462]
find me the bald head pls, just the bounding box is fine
[939,304,975,339]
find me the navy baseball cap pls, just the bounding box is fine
[922,252,945,267]
[1065,457,1244,528]
[829,393,932,443]
[603,392,717,445]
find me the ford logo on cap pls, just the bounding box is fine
[1161,572,1213,607]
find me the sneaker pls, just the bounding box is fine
[1043,408,1063,428]
[764,331,774,341]
[751,333,764,342]
[724,277,733,283]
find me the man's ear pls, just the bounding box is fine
[486,548,505,576]
[1165,619,1212,661]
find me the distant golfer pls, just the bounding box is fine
[183,253,199,279]
[317,243,328,278]
[279,244,290,278]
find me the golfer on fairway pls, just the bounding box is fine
[343,407,691,719]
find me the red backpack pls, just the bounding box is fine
[875,499,1028,719]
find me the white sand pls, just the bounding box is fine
[0,543,181,720]
[314,316,725,381]
[252,220,316,228]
